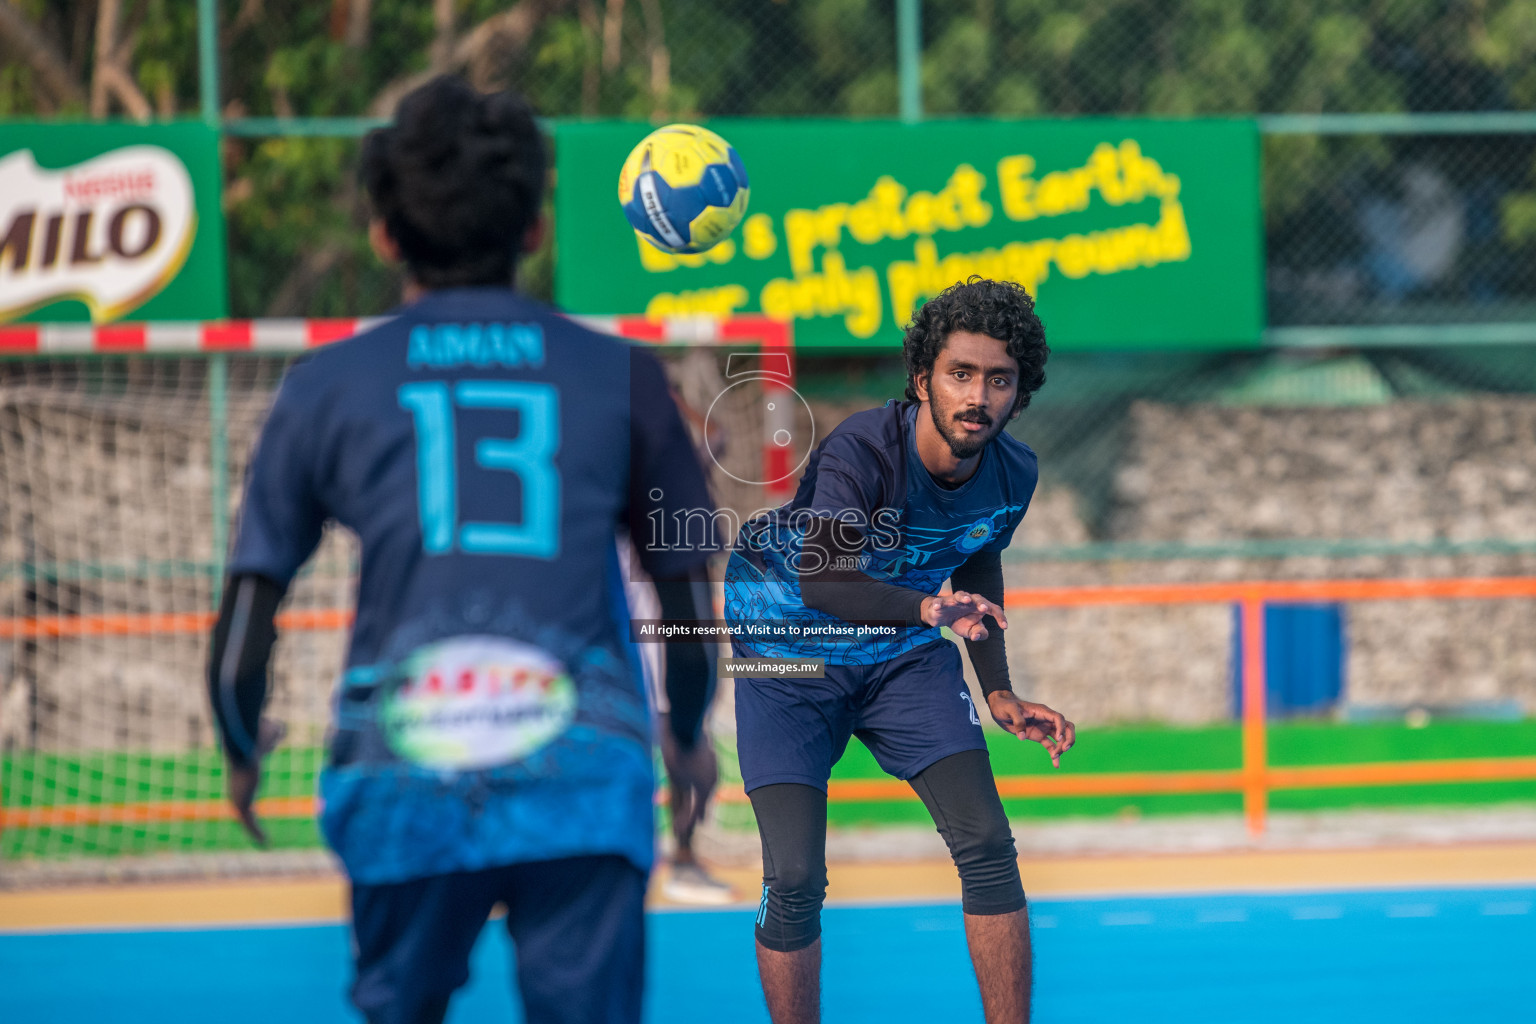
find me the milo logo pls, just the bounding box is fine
[0,145,196,321]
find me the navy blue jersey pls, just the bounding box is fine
[724,401,1036,665]
[228,287,714,885]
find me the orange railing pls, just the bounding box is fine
[4,575,1535,836]
[1001,576,1536,835]
[721,575,1536,834]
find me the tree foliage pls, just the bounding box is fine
[1,0,1533,316]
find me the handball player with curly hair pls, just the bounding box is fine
[725,277,1077,1024]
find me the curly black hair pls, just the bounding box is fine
[902,277,1049,416]
[359,76,547,289]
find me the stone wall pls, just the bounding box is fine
[1109,398,1536,543]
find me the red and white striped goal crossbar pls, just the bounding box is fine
[0,315,791,354]
[0,314,799,494]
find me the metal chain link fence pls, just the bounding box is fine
[2,2,1535,875]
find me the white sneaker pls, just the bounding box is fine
[662,861,736,905]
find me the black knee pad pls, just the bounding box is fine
[911,749,1027,917]
[951,812,1025,916]
[749,783,829,952]
[755,871,827,953]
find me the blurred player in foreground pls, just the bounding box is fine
[724,278,1076,1023]
[207,76,719,1024]
[623,537,734,904]
[627,384,734,903]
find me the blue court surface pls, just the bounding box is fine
[3,886,1532,1023]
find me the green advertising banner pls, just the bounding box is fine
[0,121,227,322]
[556,119,1262,349]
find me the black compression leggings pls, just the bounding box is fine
[749,749,1025,953]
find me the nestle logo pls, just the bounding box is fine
[63,168,156,203]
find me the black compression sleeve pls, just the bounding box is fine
[206,574,284,767]
[652,564,716,751]
[949,550,1011,697]
[798,516,928,626]
[749,783,830,952]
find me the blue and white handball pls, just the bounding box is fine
[618,124,750,254]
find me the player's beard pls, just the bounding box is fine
[929,397,1003,460]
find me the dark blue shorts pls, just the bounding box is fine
[349,854,645,1024]
[734,637,988,793]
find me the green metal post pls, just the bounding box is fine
[199,0,225,604]
[198,0,219,124]
[209,354,229,605]
[897,0,922,123]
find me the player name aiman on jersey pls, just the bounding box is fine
[407,320,546,369]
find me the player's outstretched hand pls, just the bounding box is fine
[921,591,1008,642]
[226,717,286,848]
[986,693,1076,768]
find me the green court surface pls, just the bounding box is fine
[4,719,1534,859]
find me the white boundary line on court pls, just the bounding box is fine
[5,883,1532,936]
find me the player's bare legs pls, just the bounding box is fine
[670,774,701,867]
[756,939,821,1024]
[964,907,1032,1022]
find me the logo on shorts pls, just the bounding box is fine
[960,691,980,726]
[954,518,994,554]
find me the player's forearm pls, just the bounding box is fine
[206,574,285,767]
[652,565,717,751]
[798,515,928,626]
[801,574,929,625]
[950,550,1012,696]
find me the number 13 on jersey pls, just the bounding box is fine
[398,380,561,559]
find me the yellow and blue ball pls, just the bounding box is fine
[618,124,749,254]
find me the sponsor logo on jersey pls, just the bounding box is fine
[954,518,994,554]
[0,146,196,321]
[381,636,577,770]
